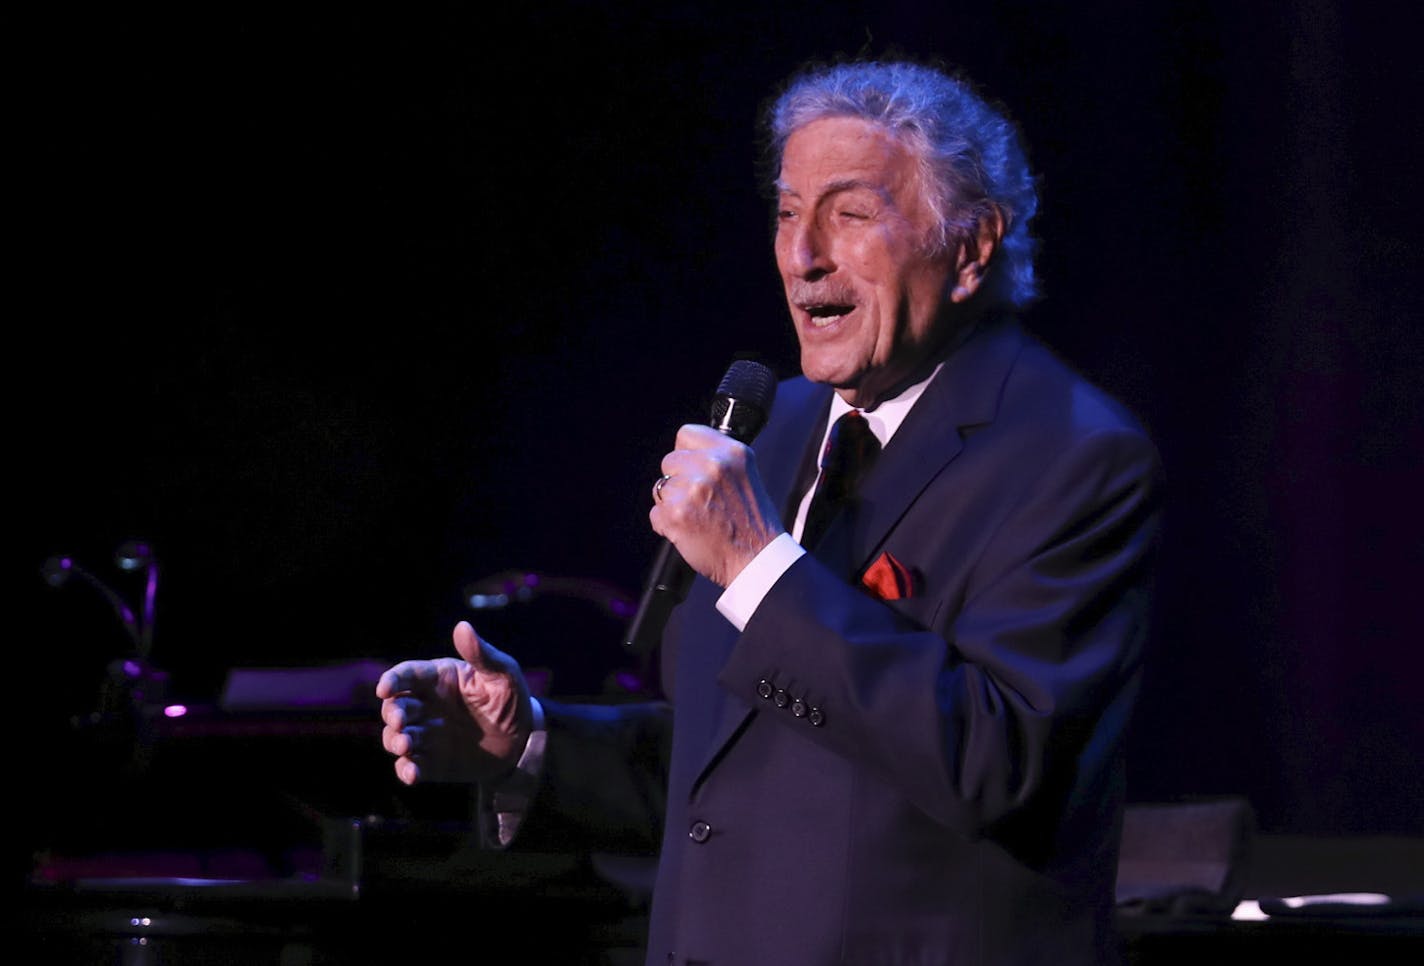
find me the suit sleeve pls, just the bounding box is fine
[497,698,673,855]
[717,424,1164,836]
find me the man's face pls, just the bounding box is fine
[774,116,962,408]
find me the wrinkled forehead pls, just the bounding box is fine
[776,116,925,200]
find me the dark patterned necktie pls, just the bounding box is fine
[800,409,881,550]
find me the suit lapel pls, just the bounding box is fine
[757,379,834,523]
[820,319,1028,576]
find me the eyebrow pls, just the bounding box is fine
[776,178,891,200]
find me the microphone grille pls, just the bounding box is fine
[711,359,777,443]
[716,359,777,411]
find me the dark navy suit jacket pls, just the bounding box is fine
[531,318,1164,965]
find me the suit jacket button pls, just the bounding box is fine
[791,698,807,717]
[756,679,773,700]
[808,707,825,727]
[773,689,789,708]
[688,820,712,843]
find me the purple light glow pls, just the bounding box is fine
[143,565,158,624]
[122,659,143,677]
[163,704,188,718]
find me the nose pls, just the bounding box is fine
[782,217,835,281]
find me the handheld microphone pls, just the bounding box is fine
[623,359,778,655]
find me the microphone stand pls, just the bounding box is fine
[42,544,171,748]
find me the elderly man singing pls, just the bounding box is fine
[378,58,1163,965]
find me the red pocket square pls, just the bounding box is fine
[861,551,914,601]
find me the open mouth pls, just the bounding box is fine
[802,302,855,327]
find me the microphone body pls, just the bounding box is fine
[624,360,777,655]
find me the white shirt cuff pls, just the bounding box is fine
[715,532,805,631]
[487,697,547,847]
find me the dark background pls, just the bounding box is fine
[18,0,1422,875]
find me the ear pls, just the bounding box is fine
[949,204,1006,303]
